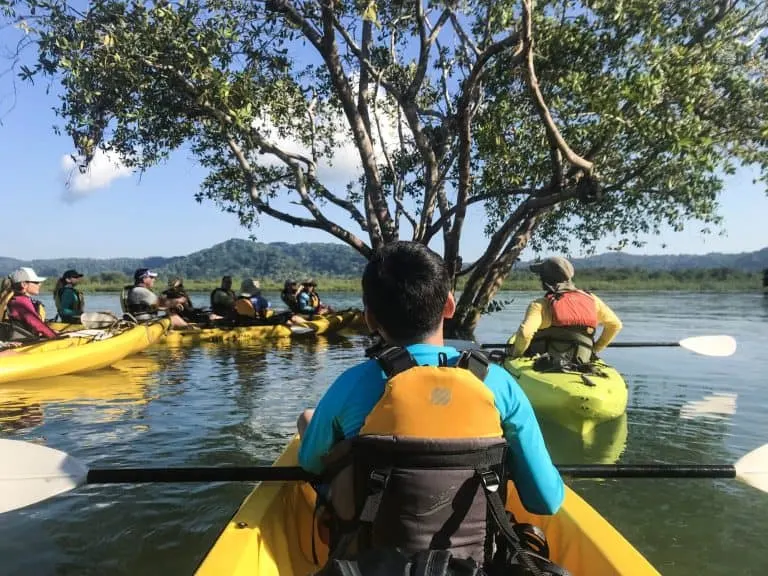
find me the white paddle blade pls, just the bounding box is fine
[290,325,316,335]
[734,443,768,494]
[0,439,88,514]
[680,335,737,357]
[80,311,119,329]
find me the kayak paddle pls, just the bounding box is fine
[2,439,766,514]
[445,335,737,357]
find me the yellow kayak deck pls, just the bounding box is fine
[0,319,170,384]
[195,437,660,576]
[52,310,359,345]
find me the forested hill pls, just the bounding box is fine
[1,239,767,279]
[0,240,368,279]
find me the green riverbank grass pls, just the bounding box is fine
[40,268,762,293]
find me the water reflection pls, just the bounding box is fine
[541,413,628,465]
[0,355,160,434]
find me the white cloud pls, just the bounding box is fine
[60,149,133,202]
[251,85,406,187]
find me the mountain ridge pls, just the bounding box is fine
[1,239,766,279]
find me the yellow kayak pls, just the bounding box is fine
[195,436,660,576]
[503,336,628,437]
[0,319,170,384]
[295,309,358,335]
[52,310,358,344]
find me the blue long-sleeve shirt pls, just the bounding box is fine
[297,291,315,314]
[298,343,565,515]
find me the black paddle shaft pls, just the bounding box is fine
[86,466,318,484]
[84,464,736,484]
[479,342,681,349]
[557,464,736,479]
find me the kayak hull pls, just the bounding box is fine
[195,436,659,576]
[50,309,358,344]
[0,319,170,384]
[503,337,628,437]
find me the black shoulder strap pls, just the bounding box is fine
[456,349,490,381]
[479,471,571,576]
[376,346,418,378]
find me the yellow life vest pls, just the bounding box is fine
[234,297,257,319]
[360,349,502,439]
[0,277,13,322]
[323,347,513,562]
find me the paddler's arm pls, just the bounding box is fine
[592,295,623,353]
[13,298,58,339]
[298,361,385,474]
[511,299,547,358]
[486,365,565,515]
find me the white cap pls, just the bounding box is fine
[10,267,46,283]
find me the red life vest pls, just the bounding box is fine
[546,290,598,329]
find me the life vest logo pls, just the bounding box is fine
[430,387,452,405]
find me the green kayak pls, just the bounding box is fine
[503,335,628,438]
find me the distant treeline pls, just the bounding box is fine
[36,267,762,293]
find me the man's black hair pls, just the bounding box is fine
[361,241,451,343]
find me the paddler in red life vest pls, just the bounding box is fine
[296,241,564,564]
[511,256,623,366]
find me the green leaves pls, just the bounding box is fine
[3,0,767,333]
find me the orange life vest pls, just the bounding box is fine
[546,289,598,329]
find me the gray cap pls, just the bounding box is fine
[529,257,575,282]
[10,267,46,283]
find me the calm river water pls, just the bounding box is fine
[0,291,766,575]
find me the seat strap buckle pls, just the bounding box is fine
[478,469,500,493]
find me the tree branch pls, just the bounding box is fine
[449,11,480,57]
[521,0,593,174]
[423,188,536,243]
[315,0,392,246]
[331,15,403,101]
[143,58,317,180]
[313,184,369,231]
[410,6,450,96]
[265,0,323,50]
[225,135,372,257]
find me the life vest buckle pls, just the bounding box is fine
[478,469,500,493]
[368,469,390,491]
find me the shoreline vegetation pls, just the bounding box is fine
[41,268,763,293]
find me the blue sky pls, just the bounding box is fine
[1,26,766,262]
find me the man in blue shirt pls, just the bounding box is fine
[297,241,564,516]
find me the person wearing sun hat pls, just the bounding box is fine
[280,279,301,313]
[297,278,332,315]
[2,267,58,339]
[234,278,272,319]
[54,269,86,324]
[510,256,623,364]
[124,268,190,328]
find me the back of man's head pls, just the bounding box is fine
[362,241,451,343]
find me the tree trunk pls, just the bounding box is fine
[445,219,538,340]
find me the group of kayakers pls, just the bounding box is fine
[0,243,625,573]
[0,266,336,342]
